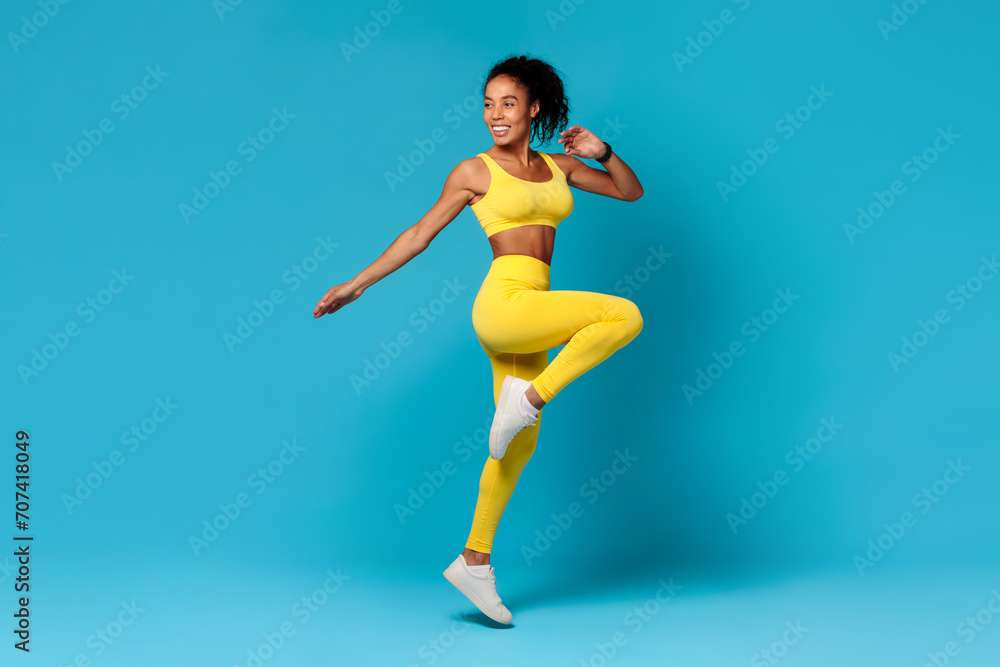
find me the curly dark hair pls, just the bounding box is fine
[482,54,570,146]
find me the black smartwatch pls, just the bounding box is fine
[596,141,613,163]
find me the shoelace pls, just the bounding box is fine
[487,569,500,596]
[518,399,539,428]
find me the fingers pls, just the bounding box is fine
[314,285,361,318]
[314,295,345,318]
[314,295,334,318]
[560,125,585,150]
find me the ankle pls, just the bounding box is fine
[525,383,546,410]
[462,548,490,566]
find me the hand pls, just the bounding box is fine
[557,125,604,159]
[313,281,363,318]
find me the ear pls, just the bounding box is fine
[530,98,540,119]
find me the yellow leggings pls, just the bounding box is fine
[465,254,643,553]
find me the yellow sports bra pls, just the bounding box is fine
[470,151,574,238]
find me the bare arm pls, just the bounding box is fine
[556,125,643,201]
[313,159,476,318]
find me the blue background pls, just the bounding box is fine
[2,0,998,665]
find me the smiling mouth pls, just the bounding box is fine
[492,125,510,135]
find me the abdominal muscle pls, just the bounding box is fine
[487,225,556,266]
[468,156,559,266]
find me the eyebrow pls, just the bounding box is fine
[484,95,518,101]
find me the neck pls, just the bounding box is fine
[489,140,535,166]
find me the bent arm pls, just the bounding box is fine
[562,151,644,202]
[596,150,643,201]
[348,160,475,293]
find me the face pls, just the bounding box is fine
[483,75,538,143]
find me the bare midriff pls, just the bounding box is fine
[469,154,560,266]
[485,225,555,266]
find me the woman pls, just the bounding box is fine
[313,55,644,625]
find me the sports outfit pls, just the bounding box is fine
[463,150,643,553]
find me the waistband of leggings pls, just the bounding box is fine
[490,255,549,280]
[487,254,550,283]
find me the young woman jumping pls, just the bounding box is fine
[313,54,644,625]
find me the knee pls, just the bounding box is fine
[617,299,643,341]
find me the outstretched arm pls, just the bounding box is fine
[313,159,477,318]
[557,125,643,201]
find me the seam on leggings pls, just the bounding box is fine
[477,461,499,549]
[475,353,515,551]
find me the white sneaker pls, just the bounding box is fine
[443,554,513,625]
[489,375,539,460]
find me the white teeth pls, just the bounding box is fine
[493,126,510,131]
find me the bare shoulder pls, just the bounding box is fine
[443,155,490,201]
[454,154,489,177]
[544,151,583,178]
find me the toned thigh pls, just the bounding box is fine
[474,287,635,355]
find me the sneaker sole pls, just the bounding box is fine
[443,566,512,624]
[489,375,517,460]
